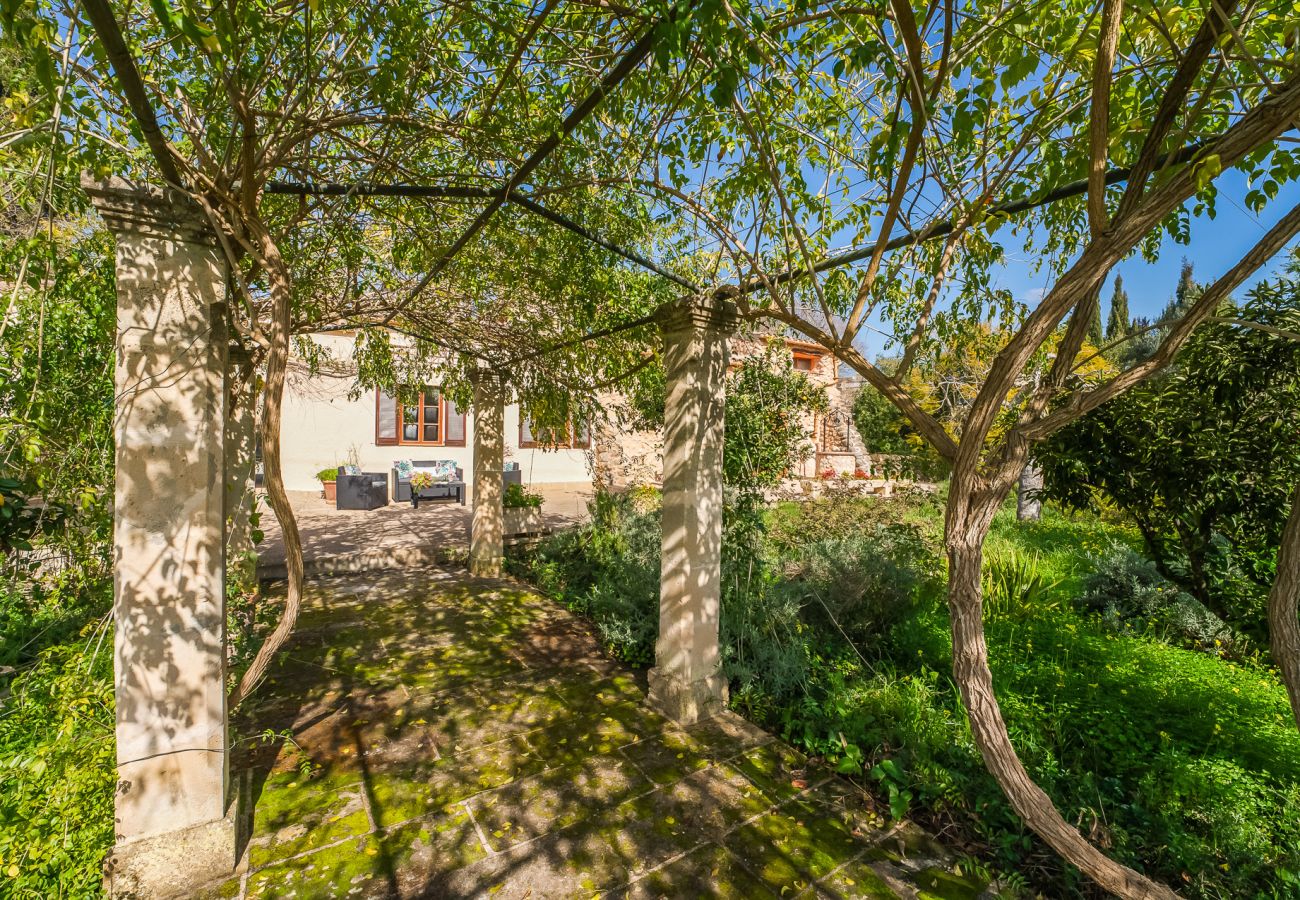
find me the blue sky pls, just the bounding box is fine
[995,169,1300,323]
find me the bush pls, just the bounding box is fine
[503,482,543,509]
[789,524,936,646]
[1080,544,1248,656]
[0,577,115,896]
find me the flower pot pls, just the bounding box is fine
[503,506,543,537]
[322,480,337,503]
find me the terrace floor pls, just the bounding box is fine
[201,568,989,899]
[256,482,595,577]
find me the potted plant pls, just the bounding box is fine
[315,466,339,503]
[408,470,435,507]
[502,482,544,537]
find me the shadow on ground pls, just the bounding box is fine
[199,569,987,899]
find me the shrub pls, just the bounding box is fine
[315,466,339,483]
[1080,544,1248,656]
[0,578,115,896]
[503,483,543,509]
[790,524,936,646]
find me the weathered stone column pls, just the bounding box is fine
[648,294,738,724]
[83,177,236,897]
[470,369,506,577]
[225,344,259,587]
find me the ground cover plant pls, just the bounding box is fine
[516,489,1300,898]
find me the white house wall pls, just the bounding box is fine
[278,335,593,493]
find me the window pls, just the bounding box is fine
[375,388,465,447]
[792,351,820,372]
[519,415,590,449]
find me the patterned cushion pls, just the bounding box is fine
[395,459,414,480]
[412,461,457,484]
[339,464,361,476]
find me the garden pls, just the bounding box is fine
[3,1,1300,898]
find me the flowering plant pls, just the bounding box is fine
[409,471,435,492]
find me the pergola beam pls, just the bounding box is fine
[80,0,183,185]
[264,180,699,291]
[383,10,676,323]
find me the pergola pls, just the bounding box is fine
[73,2,1276,895]
[86,171,737,895]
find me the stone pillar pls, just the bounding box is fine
[225,345,259,588]
[83,177,236,897]
[470,369,506,577]
[647,294,738,724]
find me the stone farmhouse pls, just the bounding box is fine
[280,329,869,495]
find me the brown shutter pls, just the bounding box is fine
[375,389,398,445]
[445,398,465,446]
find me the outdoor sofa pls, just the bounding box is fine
[336,467,389,510]
[393,460,466,506]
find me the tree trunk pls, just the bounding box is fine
[228,232,304,709]
[1016,459,1043,522]
[1269,484,1300,730]
[946,488,1178,900]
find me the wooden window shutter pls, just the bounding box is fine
[375,389,399,445]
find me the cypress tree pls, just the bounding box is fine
[1088,292,1104,347]
[1105,274,1130,341]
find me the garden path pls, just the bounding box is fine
[200,568,986,899]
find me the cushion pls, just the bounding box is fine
[416,461,457,483]
[339,464,361,476]
[394,459,414,480]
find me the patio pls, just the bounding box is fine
[256,483,595,578]
[199,568,986,899]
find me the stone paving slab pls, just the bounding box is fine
[200,569,987,899]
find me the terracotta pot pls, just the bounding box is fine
[322,480,337,503]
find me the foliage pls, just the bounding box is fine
[407,470,433,493]
[0,577,115,897]
[0,225,115,570]
[1038,267,1300,642]
[723,344,826,489]
[1079,543,1249,658]
[503,483,542,509]
[315,467,339,483]
[851,384,912,455]
[518,492,1300,897]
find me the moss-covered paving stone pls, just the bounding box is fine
[368,735,543,827]
[612,762,777,848]
[617,729,715,785]
[468,753,650,851]
[244,834,391,899]
[731,739,813,802]
[248,770,371,868]
[624,842,777,899]
[726,797,886,896]
[913,866,988,900]
[378,806,490,894]
[802,859,901,899]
